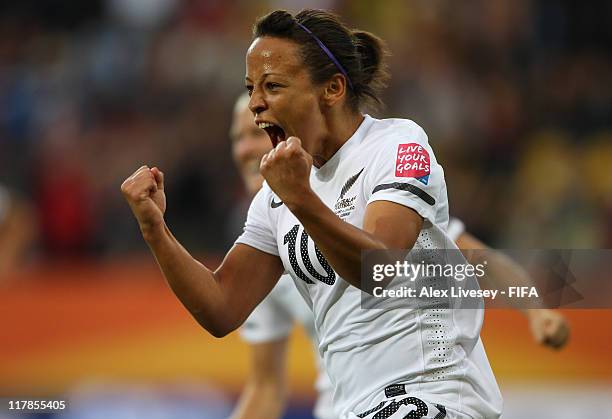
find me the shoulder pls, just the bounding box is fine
[242,181,280,233]
[250,181,276,210]
[362,116,429,148]
[256,181,274,200]
[359,116,436,175]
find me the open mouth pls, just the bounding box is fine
[258,122,286,147]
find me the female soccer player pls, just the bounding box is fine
[122,9,502,418]
[228,93,569,419]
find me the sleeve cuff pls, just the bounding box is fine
[367,188,435,222]
[235,236,279,256]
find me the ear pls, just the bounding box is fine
[322,74,347,107]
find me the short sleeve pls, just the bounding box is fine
[446,217,466,242]
[364,122,444,222]
[234,186,279,256]
[240,278,294,343]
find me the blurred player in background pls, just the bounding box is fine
[448,219,570,348]
[227,93,570,418]
[0,184,36,278]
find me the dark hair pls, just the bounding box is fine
[253,9,390,112]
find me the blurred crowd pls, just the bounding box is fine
[0,0,610,268]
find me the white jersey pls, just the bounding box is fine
[239,274,335,419]
[240,217,468,417]
[236,115,502,418]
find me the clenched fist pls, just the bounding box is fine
[527,309,570,350]
[260,137,313,209]
[121,165,166,236]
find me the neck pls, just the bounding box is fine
[313,110,364,168]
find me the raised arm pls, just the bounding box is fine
[260,137,423,290]
[456,231,570,349]
[291,195,423,288]
[121,165,284,337]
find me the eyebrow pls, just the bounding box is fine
[245,73,285,82]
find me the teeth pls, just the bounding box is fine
[258,122,275,129]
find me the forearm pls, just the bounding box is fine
[484,251,543,313]
[231,378,286,419]
[288,191,388,289]
[121,165,281,336]
[142,223,232,336]
[458,234,543,313]
[472,250,569,347]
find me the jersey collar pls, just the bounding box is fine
[314,114,374,181]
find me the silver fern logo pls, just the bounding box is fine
[334,168,364,216]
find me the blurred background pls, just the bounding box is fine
[0,0,611,418]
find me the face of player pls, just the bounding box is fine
[230,101,271,196]
[245,36,329,166]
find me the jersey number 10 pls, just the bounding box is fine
[283,225,336,286]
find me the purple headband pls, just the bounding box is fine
[295,21,354,90]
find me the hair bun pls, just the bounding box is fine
[352,30,390,91]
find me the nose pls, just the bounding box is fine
[248,88,266,115]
